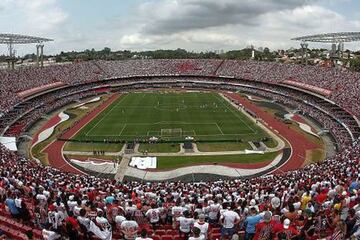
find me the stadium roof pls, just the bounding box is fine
[291,32,360,43]
[0,33,53,44]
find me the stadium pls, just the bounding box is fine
[3,58,351,180]
[0,10,359,240]
[0,54,359,238]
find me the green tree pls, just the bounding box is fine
[350,58,360,72]
[103,47,111,54]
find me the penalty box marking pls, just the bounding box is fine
[117,122,223,137]
[87,122,223,137]
[86,120,256,137]
[86,122,254,137]
[83,132,256,137]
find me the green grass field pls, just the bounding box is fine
[138,143,180,153]
[156,151,279,170]
[196,142,250,152]
[64,142,123,152]
[72,92,271,142]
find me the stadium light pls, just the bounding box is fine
[291,32,360,66]
[0,33,53,69]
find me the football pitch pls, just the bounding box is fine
[72,92,271,142]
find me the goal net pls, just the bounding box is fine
[161,128,183,137]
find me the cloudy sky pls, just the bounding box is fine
[0,0,359,55]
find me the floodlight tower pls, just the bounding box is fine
[0,33,53,69]
[291,32,360,67]
[300,42,308,65]
[36,44,45,67]
[6,38,16,69]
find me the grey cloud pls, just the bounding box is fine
[140,0,314,35]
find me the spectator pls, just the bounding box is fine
[146,203,160,229]
[5,192,20,219]
[42,224,61,240]
[194,214,209,239]
[275,219,299,240]
[189,227,205,240]
[254,211,275,240]
[178,210,195,239]
[244,207,262,240]
[220,203,240,240]
[330,220,347,240]
[121,214,139,240]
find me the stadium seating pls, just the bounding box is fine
[0,59,359,239]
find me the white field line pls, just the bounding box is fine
[88,132,255,137]
[86,93,256,138]
[215,123,225,135]
[118,124,127,136]
[86,94,129,136]
[112,122,220,126]
[215,93,257,134]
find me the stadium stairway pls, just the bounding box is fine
[213,59,225,75]
[114,156,131,181]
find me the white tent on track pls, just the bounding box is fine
[130,157,157,169]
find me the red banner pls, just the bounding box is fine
[283,80,332,96]
[17,82,66,98]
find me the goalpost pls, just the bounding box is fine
[161,128,183,138]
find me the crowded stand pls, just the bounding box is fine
[96,60,222,79]
[0,62,103,115]
[231,85,352,148]
[1,59,360,120]
[4,90,101,137]
[0,59,358,144]
[215,60,360,120]
[0,82,107,136]
[0,136,359,239]
[0,59,359,239]
[97,59,360,121]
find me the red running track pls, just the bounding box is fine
[224,92,319,173]
[42,94,120,174]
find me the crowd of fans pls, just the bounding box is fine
[99,58,360,121]
[0,59,359,239]
[96,60,221,79]
[228,84,354,148]
[0,62,102,115]
[215,61,360,119]
[0,81,106,136]
[1,59,360,120]
[0,62,356,149]
[3,90,101,137]
[0,136,359,239]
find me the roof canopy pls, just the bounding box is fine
[291,32,360,43]
[0,33,53,44]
